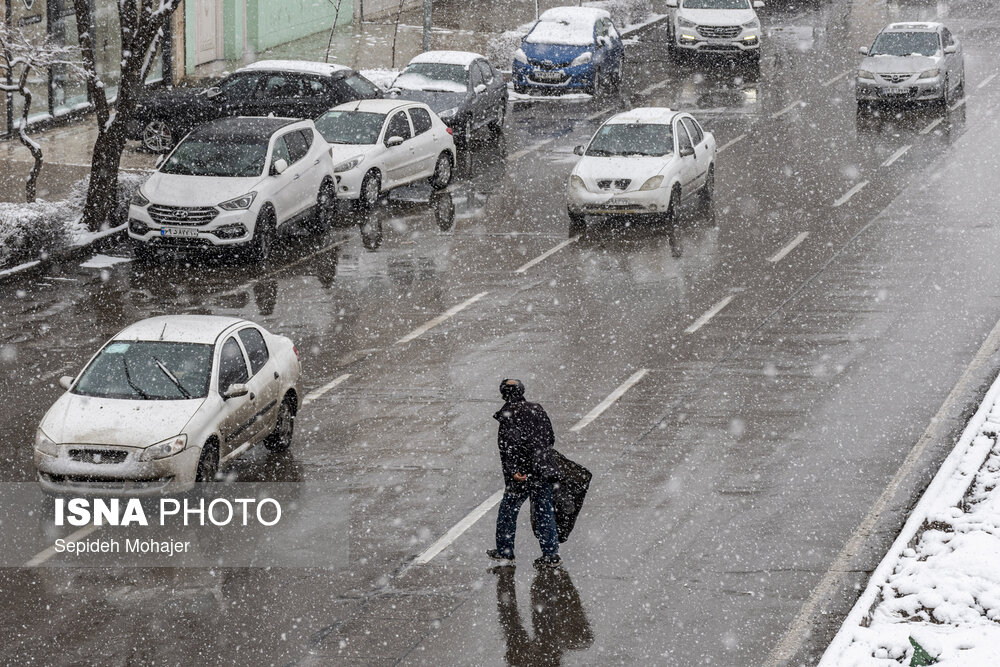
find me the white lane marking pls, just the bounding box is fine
[569,369,650,432]
[412,489,506,565]
[949,97,967,111]
[821,70,850,87]
[978,73,997,89]
[24,524,100,567]
[833,180,869,207]
[717,133,747,154]
[302,373,351,407]
[919,117,944,135]
[767,311,1000,667]
[771,100,803,120]
[881,144,911,168]
[768,232,809,264]
[685,295,735,334]
[395,292,489,345]
[515,236,580,274]
[509,137,559,161]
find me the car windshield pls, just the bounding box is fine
[870,31,940,57]
[73,341,213,401]
[587,123,674,157]
[525,16,595,46]
[395,63,468,93]
[682,0,751,8]
[161,137,267,177]
[315,110,386,144]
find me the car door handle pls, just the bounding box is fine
[293,174,301,180]
[314,159,320,165]
[249,392,256,401]
[274,371,279,379]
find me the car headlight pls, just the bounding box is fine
[131,190,149,207]
[569,175,588,191]
[218,192,257,211]
[742,18,760,29]
[514,48,528,64]
[438,107,459,120]
[918,68,940,79]
[639,176,664,191]
[138,435,187,462]
[570,52,593,67]
[334,156,364,173]
[677,16,696,28]
[857,69,875,81]
[35,429,59,457]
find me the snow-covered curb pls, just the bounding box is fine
[820,368,1000,665]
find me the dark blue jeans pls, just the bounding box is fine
[495,482,559,558]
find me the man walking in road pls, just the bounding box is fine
[488,379,562,567]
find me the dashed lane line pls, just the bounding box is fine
[821,70,850,87]
[395,292,489,345]
[569,369,650,433]
[717,134,747,154]
[411,489,506,566]
[833,180,869,207]
[949,97,967,111]
[881,145,911,168]
[768,232,809,264]
[978,73,997,89]
[25,524,100,567]
[919,117,944,135]
[771,100,803,120]
[302,373,351,407]
[509,138,558,161]
[515,236,580,274]
[685,295,735,334]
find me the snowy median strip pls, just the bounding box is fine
[395,292,489,345]
[569,369,649,433]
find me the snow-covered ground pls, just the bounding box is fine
[822,371,1000,665]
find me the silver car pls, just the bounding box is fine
[856,22,965,108]
[34,315,302,495]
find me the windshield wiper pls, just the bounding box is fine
[121,357,151,400]
[153,357,192,399]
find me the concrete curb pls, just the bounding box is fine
[0,224,127,286]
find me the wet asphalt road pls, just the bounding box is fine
[4,0,1000,664]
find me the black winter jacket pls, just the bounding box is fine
[494,398,558,486]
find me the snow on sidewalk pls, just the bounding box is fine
[822,370,1000,665]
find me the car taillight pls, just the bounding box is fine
[293,345,300,361]
[329,147,335,158]
[446,127,453,135]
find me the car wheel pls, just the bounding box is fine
[568,211,586,236]
[195,439,219,482]
[264,396,296,452]
[141,119,174,153]
[131,239,154,263]
[250,206,276,263]
[667,186,681,225]
[941,74,951,107]
[489,104,506,134]
[311,178,337,231]
[357,170,381,211]
[429,152,453,190]
[699,164,715,211]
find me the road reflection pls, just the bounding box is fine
[493,566,594,667]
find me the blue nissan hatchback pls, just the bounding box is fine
[513,7,626,96]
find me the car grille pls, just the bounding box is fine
[697,25,741,39]
[879,73,913,84]
[148,205,219,227]
[528,58,570,69]
[68,448,129,464]
[597,179,632,191]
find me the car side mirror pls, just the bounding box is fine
[943,45,957,54]
[597,36,609,48]
[155,154,166,168]
[59,376,74,390]
[223,383,249,400]
[859,46,869,55]
[573,145,585,156]
[205,86,221,99]
[474,83,487,94]
[753,0,764,8]
[680,146,695,158]
[385,136,405,148]
[271,158,288,175]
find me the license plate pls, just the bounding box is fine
[882,87,909,95]
[534,71,563,81]
[160,227,199,238]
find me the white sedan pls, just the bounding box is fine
[314,99,456,209]
[34,315,302,495]
[566,107,715,231]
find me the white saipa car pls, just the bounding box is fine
[567,108,716,231]
[128,117,337,262]
[667,0,764,62]
[34,316,302,495]
[314,99,456,209]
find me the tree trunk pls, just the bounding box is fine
[14,67,44,203]
[80,123,128,230]
[390,0,407,68]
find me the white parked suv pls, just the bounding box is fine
[314,99,456,210]
[34,315,302,495]
[567,107,716,231]
[666,0,764,62]
[128,116,337,261]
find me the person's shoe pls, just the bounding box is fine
[533,554,562,568]
[487,549,514,562]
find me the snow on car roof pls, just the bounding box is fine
[606,107,676,125]
[239,60,352,76]
[884,22,942,32]
[539,6,611,23]
[526,7,611,46]
[408,50,484,68]
[330,98,423,114]
[114,315,248,345]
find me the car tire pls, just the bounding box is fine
[667,186,682,225]
[357,170,381,211]
[195,439,219,482]
[310,178,337,232]
[699,164,715,211]
[264,396,296,452]
[131,239,154,263]
[489,104,506,134]
[141,119,174,153]
[250,206,276,263]
[429,152,453,190]
[568,211,586,236]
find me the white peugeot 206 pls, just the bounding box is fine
[566,107,716,232]
[33,315,302,496]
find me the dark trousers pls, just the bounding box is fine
[496,482,559,558]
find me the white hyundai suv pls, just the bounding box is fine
[666,0,764,62]
[128,117,337,262]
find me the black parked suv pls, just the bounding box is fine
[129,60,383,152]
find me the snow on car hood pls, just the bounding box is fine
[40,392,204,448]
[141,173,265,208]
[678,8,756,26]
[573,155,675,189]
[862,54,940,74]
[329,143,375,164]
[521,41,592,67]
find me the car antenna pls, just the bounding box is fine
[159,322,167,341]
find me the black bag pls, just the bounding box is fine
[531,450,592,543]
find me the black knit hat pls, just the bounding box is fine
[500,378,525,401]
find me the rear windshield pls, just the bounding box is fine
[870,31,940,57]
[587,123,674,157]
[161,137,267,177]
[315,110,385,145]
[74,341,213,401]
